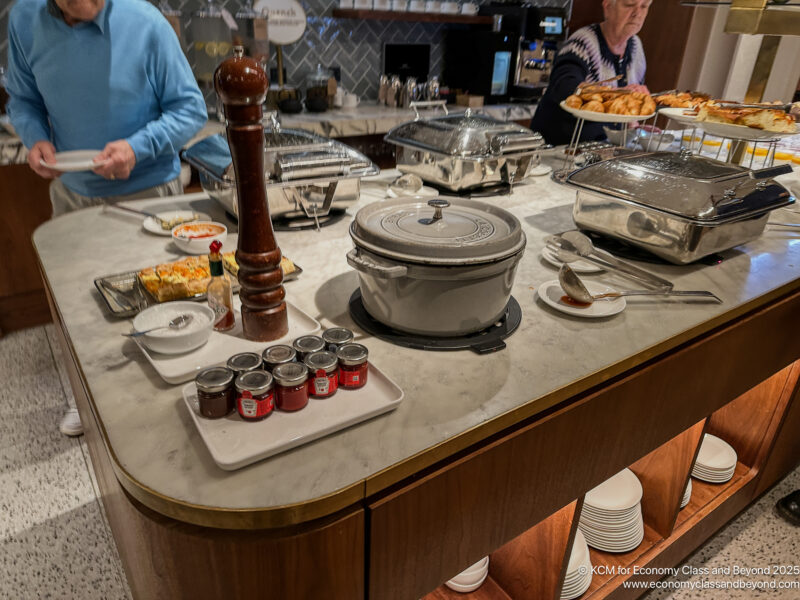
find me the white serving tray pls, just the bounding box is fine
[182,363,404,470]
[134,299,320,384]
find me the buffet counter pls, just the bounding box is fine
[34,164,800,599]
[193,102,539,141]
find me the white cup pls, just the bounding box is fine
[373,0,391,9]
[333,88,345,108]
[339,0,354,7]
[441,1,459,13]
[353,0,371,8]
[342,93,360,108]
[460,1,477,14]
[408,0,426,11]
[425,0,441,12]
[391,0,408,10]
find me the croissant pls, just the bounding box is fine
[565,95,583,109]
[583,100,605,113]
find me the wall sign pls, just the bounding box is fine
[254,0,307,45]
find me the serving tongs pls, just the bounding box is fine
[546,234,674,291]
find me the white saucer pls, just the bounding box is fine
[387,185,438,199]
[541,246,604,274]
[142,211,212,236]
[528,164,553,177]
[41,150,108,172]
[538,280,626,318]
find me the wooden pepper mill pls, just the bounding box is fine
[215,47,289,341]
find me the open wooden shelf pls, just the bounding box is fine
[332,8,493,24]
[425,577,512,600]
[675,462,753,530]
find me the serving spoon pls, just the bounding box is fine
[558,264,722,304]
[122,314,194,338]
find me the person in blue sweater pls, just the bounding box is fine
[7,0,207,436]
[7,0,207,216]
[530,0,652,146]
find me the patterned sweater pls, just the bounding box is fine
[530,24,647,145]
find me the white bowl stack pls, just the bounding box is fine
[692,434,737,483]
[561,529,592,600]
[579,468,645,553]
[444,556,489,593]
[680,478,692,509]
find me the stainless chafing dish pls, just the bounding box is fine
[566,150,794,264]
[384,110,544,192]
[182,123,378,221]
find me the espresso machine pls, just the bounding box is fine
[445,3,568,103]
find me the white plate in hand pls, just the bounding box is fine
[560,101,655,124]
[40,150,109,172]
[541,246,603,274]
[142,210,211,236]
[182,362,404,470]
[537,279,626,318]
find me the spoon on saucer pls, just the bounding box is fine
[122,314,194,337]
[558,265,722,304]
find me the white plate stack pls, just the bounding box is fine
[444,556,489,594]
[680,479,692,509]
[561,529,593,600]
[692,434,737,483]
[579,468,645,553]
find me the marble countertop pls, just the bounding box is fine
[33,158,800,522]
[193,102,538,141]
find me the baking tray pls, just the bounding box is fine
[94,262,303,318]
[182,360,403,470]
[133,298,320,384]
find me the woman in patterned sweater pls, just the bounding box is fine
[531,0,652,145]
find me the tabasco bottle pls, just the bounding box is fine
[208,240,235,331]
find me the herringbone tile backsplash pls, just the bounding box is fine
[1,0,570,101]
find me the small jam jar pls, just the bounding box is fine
[262,344,297,372]
[273,362,310,411]
[304,351,339,398]
[322,327,354,352]
[195,367,235,418]
[227,352,263,377]
[292,335,325,362]
[234,370,275,422]
[337,343,369,389]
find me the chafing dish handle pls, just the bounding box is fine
[750,164,793,180]
[346,249,408,279]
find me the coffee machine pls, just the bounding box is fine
[444,3,568,103]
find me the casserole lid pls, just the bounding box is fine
[566,151,793,222]
[350,197,526,265]
[384,112,543,159]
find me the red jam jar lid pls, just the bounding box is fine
[262,344,296,368]
[235,370,274,394]
[336,343,369,366]
[196,366,235,393]
[273,361,309,386]
[227,352,263,374]
[292,335,325,356]
[322,327,354,347]
[304,351,338,374]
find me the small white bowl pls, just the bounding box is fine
[171,221,227,255]
[445,570,489,593]
[132,302,215,355]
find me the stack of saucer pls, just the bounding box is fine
[680,479,692,508]
[561,529,592,600]
[445,556,489,593]
[579,468,644,553]
[692,434,737,483]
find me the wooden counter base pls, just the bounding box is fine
[46,272,800,599]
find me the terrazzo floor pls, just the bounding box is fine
[0,325,797,599]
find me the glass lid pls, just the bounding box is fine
[350,197,526,265]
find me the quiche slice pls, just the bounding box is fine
[222,252,297,278]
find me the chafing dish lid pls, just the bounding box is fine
[350,197,526,265]
[384,113,544,158]
[566,151,792,222]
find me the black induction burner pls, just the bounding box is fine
[348,290,521,355]
[225,208,348,232]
